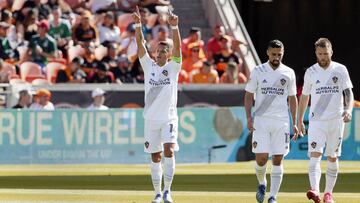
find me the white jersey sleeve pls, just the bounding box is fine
[245,69,258,93]
[288,70,297,96]
[302,68,312,95]
[139,53,155,75]
[340,66,353,90]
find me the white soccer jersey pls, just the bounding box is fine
[302,61,353,121]
[140,53,181,121]
[245,62,297,119]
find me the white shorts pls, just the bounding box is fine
[308,118,344,158]
[252,116,290,156]
[144,119,179,153]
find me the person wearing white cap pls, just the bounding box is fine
[87,88,109,110]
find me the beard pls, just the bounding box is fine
[317,59,330,67]
[270,60,280,67]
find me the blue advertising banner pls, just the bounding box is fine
[0,108,359,164]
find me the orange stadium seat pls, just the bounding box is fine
[45,62,66,83]
[94,45,108,61]
[68,45,85,62]
[20,62,45,82]
[0,62,20,79]
[32,78,51,85]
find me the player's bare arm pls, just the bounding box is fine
[343,88,354,122]
[168,10,181,58]
[132,6,146,58]
[297,94,310,136]
[244,91,255,132]
[289,95,299,140]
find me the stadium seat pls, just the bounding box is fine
[68,45,85,62]
[45,62,66,83]
[117,13,134,33]
[9,78,27,85]
[31,78,51,85]
[20,62,45,82]
[17,46,28,62]
[94,45,108,61]
[0,62,20,79]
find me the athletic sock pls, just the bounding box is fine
[151,161,163,195]
[163,157,175,192]
[309,157,322,192]
[255,162,267,186]
[270,164,283,198]
[325,160,339,193]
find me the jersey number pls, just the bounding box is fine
[169,124,173,133]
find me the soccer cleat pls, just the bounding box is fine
[151,194,162,203]
[256,184,266,203]
[323,192,335,203]
[268,196,277,203]
[163,190,173,203]
[306,189,321,203]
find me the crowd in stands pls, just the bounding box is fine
[0,0,248,85]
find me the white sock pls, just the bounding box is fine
[325,160,339,193]
[270,164,283,198]
[255,162,267,186]
[151,162,162,195]
[309,157,322,192]
[163,157,175,192]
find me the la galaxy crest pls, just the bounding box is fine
[162,70,168,76]
[280,78,286,86]
[332,76,338,84]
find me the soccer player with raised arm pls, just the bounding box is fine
[132,6,181,203]
[244,40,298,203]
[296,38,354,203]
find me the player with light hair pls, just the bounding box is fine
[244,39,298,203]
[297,38,354,203]
[132,6,181,203]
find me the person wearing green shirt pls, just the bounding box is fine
[48,6,71,57]
[27,20,57,67]
[0,22,19,61]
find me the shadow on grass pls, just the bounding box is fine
[0,173,358,193]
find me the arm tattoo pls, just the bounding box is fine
[343,88,354,110]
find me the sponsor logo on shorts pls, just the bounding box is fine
[252,141,257,149]
[280,78,286,86]
[262,79,267,83]
[162,70,168,76]
[144,141,149,149]
[332,76,338,84]
[316,80,321,84]
[311,141,317,149]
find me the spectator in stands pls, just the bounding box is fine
[148,27,172,55]
[87,60,114,83]
[87,88,108,110]
[1,10,18,49]
[0,22,19,62]
[181,27,205,59]
[178,69,189,84]
[26,20,57,67]
[182,42,205,73]
[112,55,135,83]
[48,6,71,58]
[207,25,225,61]
[97,11,121,45]
[73,10,97,45]
[151,14,169,42]
[103,43,120,70]
[190,61,219,84]
[19,0,51,21]
[141,0,171,14]
[12,89,32,109]
[139,7,152,41]
[29,88,55,110]
[56,56,86,83]
[91,0,117,14]
[81,42,96,74]
[213,35,241,76]
[16,8,39,43]
[220,61,247,84]
[0,59,9,83]
[119,23,138,62]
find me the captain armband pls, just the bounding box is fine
[171,56,182,63]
